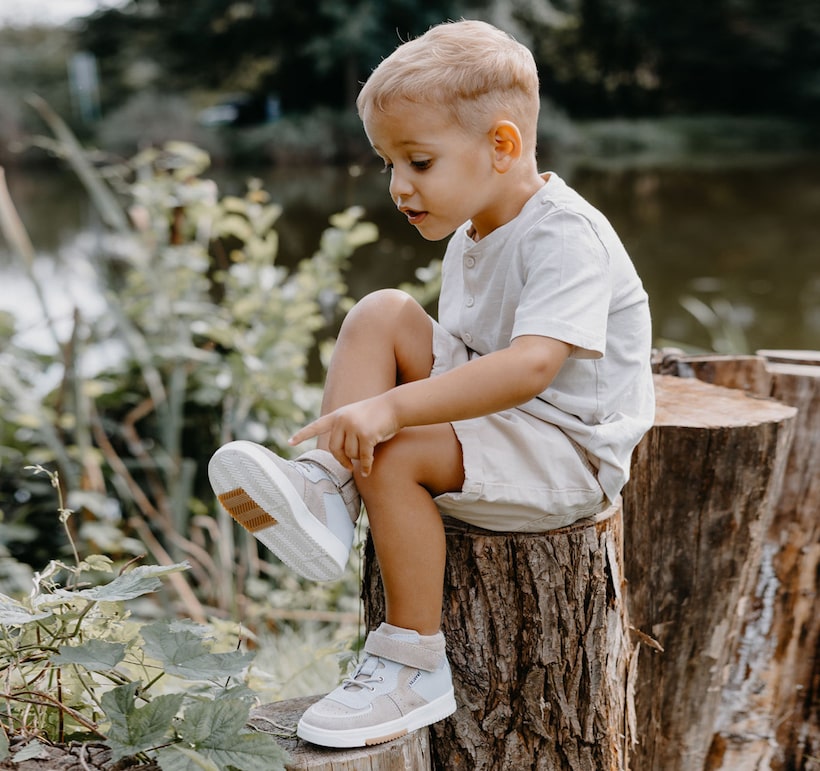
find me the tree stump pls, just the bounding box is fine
[249,696,432,771]
[363,500,633,771]
[657,351,820,770]
[621,373,797,771]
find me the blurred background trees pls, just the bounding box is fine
[1,0,817,167]
[73,0,820,119]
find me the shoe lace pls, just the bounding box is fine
[341,654,384,692]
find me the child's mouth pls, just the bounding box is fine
[405,210,427,225]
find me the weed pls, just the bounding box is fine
[0,465,288,769]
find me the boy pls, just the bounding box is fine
[208,19,654,748]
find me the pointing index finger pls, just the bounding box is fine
[289,416,329,446]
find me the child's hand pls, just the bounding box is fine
[289,395,400,477]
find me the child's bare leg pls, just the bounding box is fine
[356,424,463,634]
[318,288,437,426]
[319,289,464,634]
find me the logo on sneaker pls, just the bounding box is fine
[408,670,422,687]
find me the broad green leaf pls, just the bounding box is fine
[79,554,115,573]
[141,621,254,680]
[12,740,46,761]
[54,563,189,602]
[0,596,52,626]
[102,682,184,762]
[51,639,126,670]
[178,698,247,745]
[177,699,289,771]
[156,745,220,771]
[0,731,7,761]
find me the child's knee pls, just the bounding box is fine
[356,426,463,497]
[349,288,415,320]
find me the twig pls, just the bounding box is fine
[78,741,94,771]
[89,406,214,600]
[5,691,106,739]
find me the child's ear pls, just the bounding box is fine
[490,121,523,172]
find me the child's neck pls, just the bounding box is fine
[468,169,546,242]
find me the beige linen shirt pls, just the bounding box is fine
[438,172,655,503]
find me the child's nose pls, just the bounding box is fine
[389,168,413,200]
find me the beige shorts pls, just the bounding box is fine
[430,320,606,533]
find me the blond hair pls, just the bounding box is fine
[357,20,540,148]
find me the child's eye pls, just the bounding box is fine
[411,159,432,171]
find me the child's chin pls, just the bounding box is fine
[414,222,456,242]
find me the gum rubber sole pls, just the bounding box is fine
[208,441,350,582]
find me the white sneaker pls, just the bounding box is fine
[297,623,456,748]
[208,440,360,582]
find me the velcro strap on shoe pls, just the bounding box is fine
[364,628,445,672]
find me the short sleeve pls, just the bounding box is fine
[511,209,611,359]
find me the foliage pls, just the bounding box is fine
[96,90,228,161]
[0,465,289,770]
[0,105,378,619]
[71,0,820,121]
[0,26,81,161]
[77,0,465,115]
[519,0,820,117]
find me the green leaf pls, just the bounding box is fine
[12,740,46,761]
[102,682,184,762]
[51,639,127,670]
[179,698,247,745]
[328,206,365,230]
[54,563,190,602]
[0,596,52,626]
[177,699,289,771]
[346,221,379,249]
[0,731,8,762]
[156,745,220,771]
[141,621,254,680]
[78,554,115,573]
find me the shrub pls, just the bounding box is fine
[0,115,377,619]
[0,466,289,769]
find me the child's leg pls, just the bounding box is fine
[319,289,464,635]
[210,288,462,746]
[318,288,438,415]
[356,425,462,634]
[294,292,460,748]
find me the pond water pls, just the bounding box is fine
[2,154,819,357]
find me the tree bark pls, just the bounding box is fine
[363,501,633,771]
[621,374,796,771]
[657,352,820,770]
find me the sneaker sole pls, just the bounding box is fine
[208,441,350,582]
[295,688,457,748]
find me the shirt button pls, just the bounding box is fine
[463,333,473,344]
[465,296,475,307]
[465,256,475,268]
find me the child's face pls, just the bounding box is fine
[363,101,504,241]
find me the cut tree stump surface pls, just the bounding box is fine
[249,696,432,771]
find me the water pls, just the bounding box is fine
[2,156,819,356]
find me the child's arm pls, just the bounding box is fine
[290,335,571,476]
